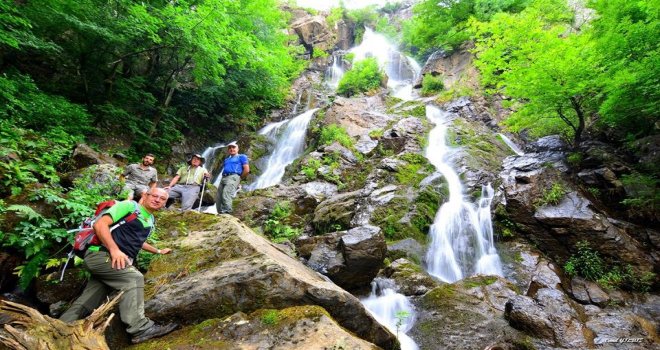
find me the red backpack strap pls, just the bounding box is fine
[108,200,143,231]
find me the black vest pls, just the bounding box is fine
[110,218,152,259]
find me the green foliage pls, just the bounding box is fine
[337,58,384,97]
[472,0,595,146]
[0,121,78,196]
[1,0,304,158]
[394,310,411,337]
[396,153,433,186]
[420,74,445,96]
[535,183,567,207]
[402,0,531,57]
[261,309,279,325]
[620,173,659,210]
[319,124,354,148]
[263,202,300,243]
[301,158,321,180]
[1,166,123,289]
[589,0,659,138]
[564,241,655,292]
[368,129,384,139]
[567,152,583,167]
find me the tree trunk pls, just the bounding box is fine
[570,96,585,148]
[0,293,122,350]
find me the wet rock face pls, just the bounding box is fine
[324,95,392,137]
[499,137,657,274]
[410,276,527,350]
[378,258,438,296]
[301,226,387,291]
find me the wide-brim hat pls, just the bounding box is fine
[188,153,206,165]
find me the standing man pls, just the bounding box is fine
[165,154,209,211]
[216,142,249,214]
[122,153,158,201]
[60,188,177,344]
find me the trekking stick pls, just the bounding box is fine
[198,177,207,213]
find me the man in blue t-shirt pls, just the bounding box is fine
[216,141,249,214]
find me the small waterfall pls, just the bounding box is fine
[498,133,525,156]
[424,105,503,282]
[247,108,319,190]
[350,28,420,100]
[361,278,419,350]
[325,53,345,89]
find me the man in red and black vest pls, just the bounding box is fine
[60,188,178,344]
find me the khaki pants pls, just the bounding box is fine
[216,174,240,213]
[59,250,153,335]
[168,184,201,211]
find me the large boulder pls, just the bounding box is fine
[377,258,438,296]
[312,190,362,232]
[499,139,657,274]
[302,226,387,291]
[324,95,392,138]
[135,306,380,350]
[291,15,333,55]
[143,213,396,349]
[410,276,527,350]
[505,288,588,349]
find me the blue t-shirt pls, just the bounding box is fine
[223,154,248,175]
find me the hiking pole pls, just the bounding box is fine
[198,176,208,213]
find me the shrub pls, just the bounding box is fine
[420,74,444,96]
[337,58,384,97]
[319,124,354,148]
[535,183,567,208]
[263,202,300,243]
[620,173,659,211]
[564,241,655,292]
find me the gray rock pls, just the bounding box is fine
[144,215,397,349]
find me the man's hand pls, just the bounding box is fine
[159,248,172,254]
[110,248,130,270]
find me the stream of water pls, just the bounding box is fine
[424,105,503,282]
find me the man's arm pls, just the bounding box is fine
[142,242,172,255]
[165,174,180,189]
[93,215,130,270]
[241,164,250,180]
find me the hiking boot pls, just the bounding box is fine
[131,323,178,344]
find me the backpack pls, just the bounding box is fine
[59,200,141,281]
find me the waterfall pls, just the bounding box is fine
[424,105,503,282]
[246,108,319,190]
[325,53,345,89]
[498,133,525,156]
[361,278,419,350]
[348,28,420,100]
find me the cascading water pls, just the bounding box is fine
[350,27,420,100]
[325,53,346,88]
[246,108,319,190]
[361,278,419,350]
[424,105,503,282]
[498,133,525,156]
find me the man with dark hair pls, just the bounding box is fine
[60,188,177,344]
[216,142,249,214]
[122,154,158,201]
[165,154,209,211]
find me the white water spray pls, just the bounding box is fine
[325,53,346,89]
[424,105,503,282]
[498,133,525,156]
[247,108,319,190]
[361,279,419,350]
[349,28,420,100]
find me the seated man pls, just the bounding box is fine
[165,154,209,211]
[121,153,158,201]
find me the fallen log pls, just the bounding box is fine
[0,292,122,350]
